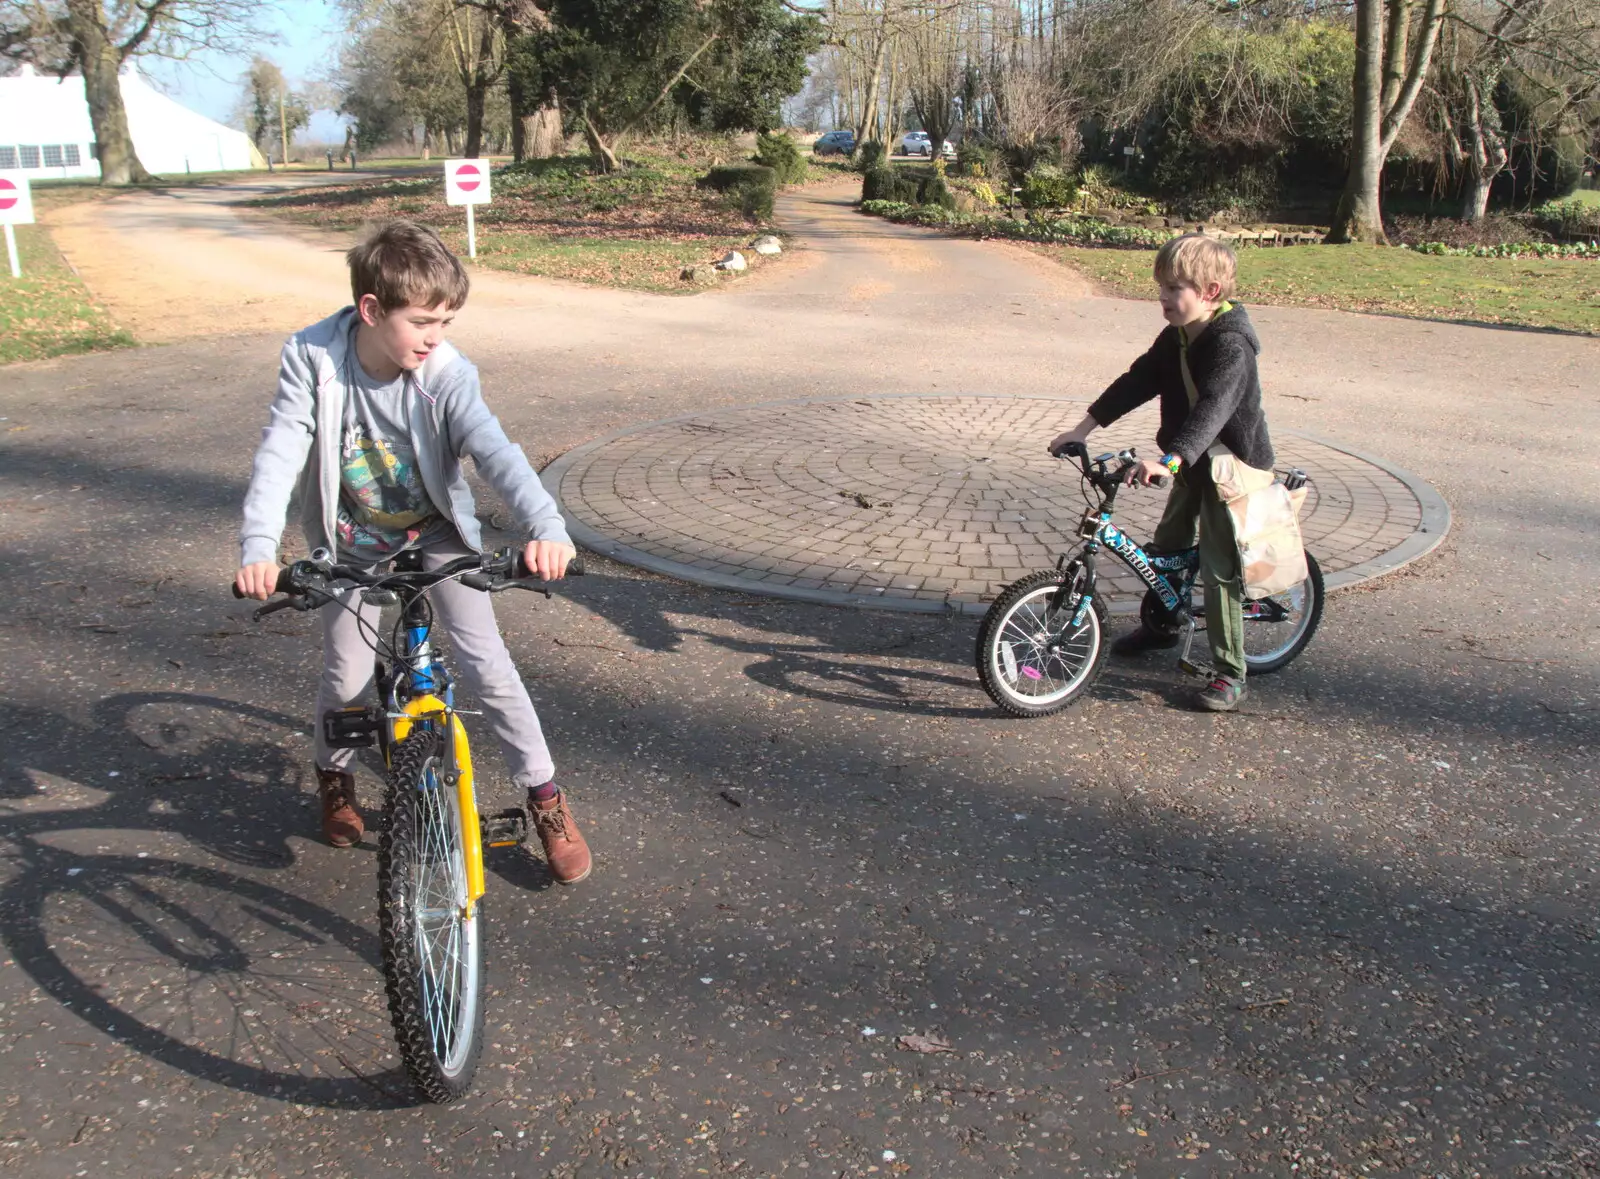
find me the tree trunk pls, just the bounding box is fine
[508,66,530,163]
[1458,74,1507,222]
[464,79,487,157]
[855,33,889,147]
[526,103,564,158]
[1326,0,1387,243]
[581,110,620,173]
[65,0,151,185]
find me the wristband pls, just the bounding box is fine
[1161,453,1182,475]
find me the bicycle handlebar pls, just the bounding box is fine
[231,547,586,614]
[1055,441,1169,490]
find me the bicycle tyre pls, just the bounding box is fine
[976,567,1109,718]
[378,727,486,1104]
[1242,550,1324,675]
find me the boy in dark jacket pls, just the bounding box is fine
[1049,234,1272,712]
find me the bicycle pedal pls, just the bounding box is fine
[1178,657,1215,679]
[322,706,382,748]
[482,806,530,849]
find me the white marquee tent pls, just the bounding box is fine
[0,64,262,180]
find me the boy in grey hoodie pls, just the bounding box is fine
[235,220,591,883]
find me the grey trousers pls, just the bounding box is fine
[313,538,555,788]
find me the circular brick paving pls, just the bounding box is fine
[546,395,1449,614]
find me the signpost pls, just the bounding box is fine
[0,172,35,278]
[443,159,492,259]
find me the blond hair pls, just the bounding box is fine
[1153,234,1237,301]
[346,220,470,312]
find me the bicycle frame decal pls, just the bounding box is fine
[1097,521,1183,612]
[407,623,435,693]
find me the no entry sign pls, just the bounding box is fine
[0,173,34,225]
[443,159,491,206]
[442,159,491,259]
[0,172,33,278]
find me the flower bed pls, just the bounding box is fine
[1401,239,1600,260]
[859,199,1173,249]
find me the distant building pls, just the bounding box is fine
[0,64,262,179]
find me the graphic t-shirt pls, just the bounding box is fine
[335,345,451,561]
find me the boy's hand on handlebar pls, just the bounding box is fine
[524,540,577,582]
[1048,412,1099,457]
[1126,457,1170,487]
[1048,429,1091,457]
[236,561,281,601]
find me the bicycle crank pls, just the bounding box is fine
[1175,616,1214,679]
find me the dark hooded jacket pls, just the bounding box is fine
[1087,303,1274,475]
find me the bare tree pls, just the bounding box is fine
[1434,0,1600,221]
[1325,0,1447,243]
[1,0,265,184]
[903,0,966,157]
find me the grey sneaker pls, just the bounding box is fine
[1194,674,1247,712]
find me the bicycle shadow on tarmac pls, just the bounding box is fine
[0,693,421,1110]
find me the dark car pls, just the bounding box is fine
[813,130,857,157]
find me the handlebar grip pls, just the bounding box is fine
[231,567,296,599]
[1152,475,1171,490]
[513,553,586,579]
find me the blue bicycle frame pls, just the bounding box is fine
[1061,509,1198,631]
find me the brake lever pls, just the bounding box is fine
[253,596,308,620]
[489,580,553,599]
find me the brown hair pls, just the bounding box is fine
[1153,234,1237,301]
[346,220,470,312]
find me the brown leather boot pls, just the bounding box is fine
[530,788,591,885]
[316,768,364,848]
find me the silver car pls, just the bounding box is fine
[900,131,955,158]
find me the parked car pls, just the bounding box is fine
[900,131,956,158]
[813,130,857,157]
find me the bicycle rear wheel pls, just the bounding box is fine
[378,727,486,1103]
[1242,550,1324,675]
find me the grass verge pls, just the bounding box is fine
[1041,242,1600,336]
[244,149,779,293]
[0,223,133,364]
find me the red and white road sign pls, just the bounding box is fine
[0,173,35,225]
[443,159,491,206]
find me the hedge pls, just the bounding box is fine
[754,132,807,185]
[698,163,777,220]
[859,199,1174,249]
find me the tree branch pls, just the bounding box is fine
[617,31,719,139]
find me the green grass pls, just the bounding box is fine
[0,223,134,364]
[442,232,757,293]
[243,149,774,293]
[1042,242,1600,335]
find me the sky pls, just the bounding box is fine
[139,0,353,144]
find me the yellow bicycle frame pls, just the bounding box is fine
[390,696,486,914]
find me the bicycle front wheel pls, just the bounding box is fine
[976,567,1108,718]
[378,727,486,1103]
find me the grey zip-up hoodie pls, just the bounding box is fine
[240,308,571,566]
